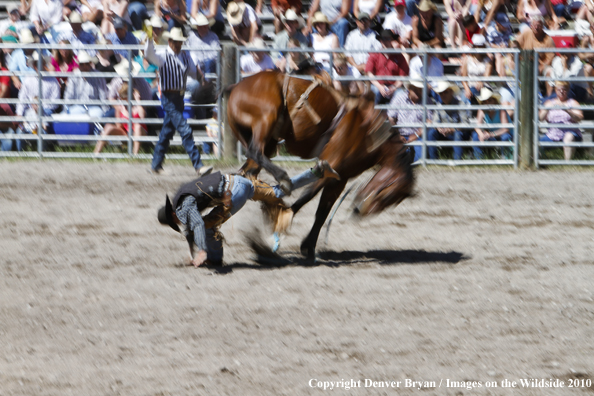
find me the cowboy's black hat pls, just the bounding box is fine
[157,195,180,232]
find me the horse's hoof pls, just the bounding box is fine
[300,243,316,261]
[279,179,293,196]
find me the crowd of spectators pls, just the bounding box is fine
[0,0,591,160]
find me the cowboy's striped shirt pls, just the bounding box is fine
[145,39,198,92]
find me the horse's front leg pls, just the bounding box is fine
[300,179,347,260]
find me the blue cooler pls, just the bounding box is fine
[52,115,93,144]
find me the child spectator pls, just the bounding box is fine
[462,14,480,46]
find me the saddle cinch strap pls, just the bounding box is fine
[284,74,322,125]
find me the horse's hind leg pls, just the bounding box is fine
[300,180,347,260]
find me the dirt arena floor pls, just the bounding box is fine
[1,160,594,396]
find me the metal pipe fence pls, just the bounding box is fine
[0,43,222,160]
[534,48,594,167]
[236,46,520,167]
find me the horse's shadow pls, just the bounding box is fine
[206,246,469,274]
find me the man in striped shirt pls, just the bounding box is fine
[145,27,210,176]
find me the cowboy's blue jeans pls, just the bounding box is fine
[152,92,202,171]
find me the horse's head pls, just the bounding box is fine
[352,136,414,216]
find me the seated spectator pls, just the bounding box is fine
[240,38,276,74]
[575,1,594,39]
[516,16,555,75]
[94,83,147,155]
[13,52,60,151]
[427,81,470,160]
[187,14,221,76]
[0,3,31,36]
[270,0,302,34]
[516,0,559,33]
[2,33,33,92]
[388,79,433,162]
[461,34,493,103]
[226,1,261,46]
[154,0,187,31]
[190,0,226,38]
[539,81,584,161]
[496,37,518,102]
[411,0,444,49]
[95,36,121,79]
[273,9,309,73]
[305,0,351,47]
[408,53,443,91]
[0,50,18,152]
[56,12,97,55]
[345,13,381,75]
[52,40,79,95]
[462,14,480,46]
[30,0,65,42]
[204,107,219,156]
[311,12,339,71]
[365,29,409,104]
[353,0,383,27]
[544,42,591,102]
[285,38,314,73]
[486,12,512,47]
[332,53,364,95]
[444,0,473,48]
[102,0,134,35]
[105,17,140,60]
[80,0,104,24]
[110,58,153,102]
[62,51,108,121]
[383,0,413,45]
[145,15,168,45]
[472,87,513,159]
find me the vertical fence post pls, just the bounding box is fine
[127,49,133,157]
[221,42,238,162]
[519,49,535,170]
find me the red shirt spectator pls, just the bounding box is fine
[365,52,409,85]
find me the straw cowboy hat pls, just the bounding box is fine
[226,2,247,26]
[311,11,330,25]
[417,0,437,12]
[114,58,141,77]
[68,11,83,23]
[147,14,165,28]
[433,81,460,94]
[405,80,424,89]
[19,29,35,44]
[191,13,215,27]
[281,9,304,28]
[167,27,187,41]
[476,87,501,102]
[77,50,97,64]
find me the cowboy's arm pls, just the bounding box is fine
[186,54,198,80]
[144,39,165,67]
[177,196,208,255]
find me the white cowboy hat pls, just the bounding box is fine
[68,11,83,23]
[114,58,141,77]
[147,15,164,28]
[191,13,215,27]
[168,27,187,41]
[6,2,20,14]
[19,28,35,44]
[433,81,460,94]
[250,37,267,49]
[226,2,246,26]
[77,50,97,64]
[476,87,501,102]
[282,9,304,28]
[417,0,437,11]
[471,34,487,47]
[311,11,330,25]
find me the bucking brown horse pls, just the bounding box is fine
[195,71,415,259]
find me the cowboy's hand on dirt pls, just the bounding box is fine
[192,250,208,267]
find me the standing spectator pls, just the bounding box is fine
[56,11,97,55]
[145,27,211,175]
[187,14,221,76]
[240,38,276,74]
[461,34,493,103]
[273,9,309,72]
[516,16,555,75]
[345,12,381,74]
[62,51,108,120]
[388,79,433,162]
[311,12,339,71]
[365,29,409,104]
[226,1,261,46]
[270,0,302,34]
[411,0,444,49]
[0,4,31,36]
[383,0,413,44]
[105,17,140,60]
[190,0,226,37]
[427,81,470,160]
[471,87,512,159]
[14,52,60,151]
[305,0,351,47]
[539,81,584,161]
